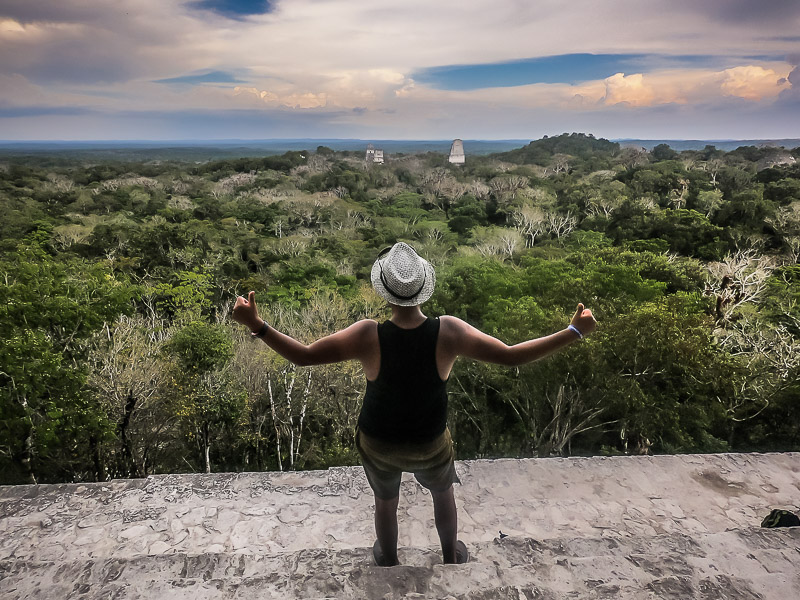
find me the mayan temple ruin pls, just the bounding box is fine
[448,139,465,164]
[365,144,384,164]
[1,453,799,599]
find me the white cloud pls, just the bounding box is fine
[564,64,792,108]
[234,86,327,108]
[720,66,789,101]
[0,18,25,33]
[1,0,799,138]
[602,73,655,106]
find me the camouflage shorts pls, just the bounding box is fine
[355,427,460,500]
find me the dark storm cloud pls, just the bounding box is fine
[4,37,145,84]
[675,0,800,25]
[0,3,200,85]
[0,105,97,117]
[0,1,106,23]
[773,53,800,109]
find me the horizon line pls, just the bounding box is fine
[2,137,800,144]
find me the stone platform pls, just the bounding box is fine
[1,453,799,599]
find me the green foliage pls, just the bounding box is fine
[168,322,233,373]
[608,206,727,259]
[195,151,307,179]
[494,133,620,166]
[0,236,136,482]
[153,269,215,321]
[651,144,678,161]
[2,135,799,483]
[584,294,729,453]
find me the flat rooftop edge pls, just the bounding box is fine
[2,452,799,599]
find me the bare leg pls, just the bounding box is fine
[431,485,458,563]
[374,495,400,566]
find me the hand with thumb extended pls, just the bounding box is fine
[232,290,261,331]
[570,303,597,337]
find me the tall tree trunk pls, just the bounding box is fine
[284,369,296,470]
[17,395,37,485]
[268,379,282,471]
[203,422,211,474]
[293,370,312,469]
[727,420,736,449]
[89,434,104,482]
[118,391,137,477]
[21,419,37,485]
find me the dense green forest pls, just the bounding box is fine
[2,133,799,485]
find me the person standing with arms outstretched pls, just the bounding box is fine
[232,242,597,566]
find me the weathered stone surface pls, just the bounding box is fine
[1,453,799,599]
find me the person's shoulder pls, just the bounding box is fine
[350,318,378,329]
[439,315,467,329]
[438,315,469,341]
[348,319,379,336]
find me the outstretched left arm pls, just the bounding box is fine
[232,291,375,367]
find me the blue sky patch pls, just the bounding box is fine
[155,70,246,85]
[192,0,274,18]
[414,54,764,90]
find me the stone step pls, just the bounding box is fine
[3,454,800,565]
[2,528,798,599]
[3,454,800,597]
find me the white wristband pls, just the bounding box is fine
[568,324,583,339]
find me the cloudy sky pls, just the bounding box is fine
[1,0,799,140]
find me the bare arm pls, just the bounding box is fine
[439,304,597,369]
[231,291,376,367]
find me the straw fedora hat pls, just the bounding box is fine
[370,242,436,306]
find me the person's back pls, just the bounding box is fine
[231,241,597,567]
[359,317,447,444]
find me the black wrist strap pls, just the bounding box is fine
[251,321,269,338]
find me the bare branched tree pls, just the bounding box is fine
[668,178,689,209]
[766,202,800,262]
[467,180,491,200]
[546,211,577,238]
[586,196,621,219]
[472,227,522,260]
[549,154,571,175]
[51,224,93,251]
[718,314,800,432]
[489,175,529,195]
[212,171,257,198]
[618,147,648,170]
[88,313,175,478]
[46,173,76,193]
[512,205,548,247]
[534,381,612,457]
[705,250,776,322]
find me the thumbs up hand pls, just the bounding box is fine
[570,303,597,337]
[232,291,262,331]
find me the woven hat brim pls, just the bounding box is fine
[370,256,436,307]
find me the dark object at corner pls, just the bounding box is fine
[761,509,800,528]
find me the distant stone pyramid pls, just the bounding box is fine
[365,144,384,164]
[448,139,465,164]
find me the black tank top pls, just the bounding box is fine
[358,317,448,443]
